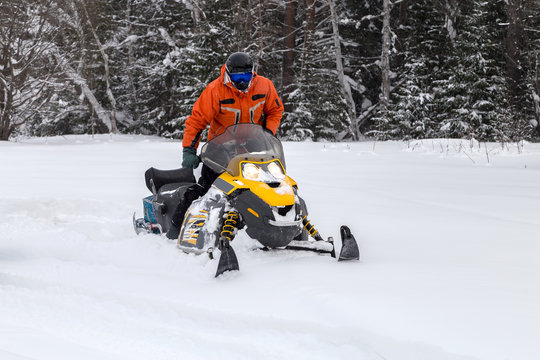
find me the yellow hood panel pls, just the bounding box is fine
[216,172,296,207]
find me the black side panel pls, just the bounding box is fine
[154,183,191,232]
[232,191,274,229]
[297,195,308,217]
[145,167,196,193]
[294,195,309,241]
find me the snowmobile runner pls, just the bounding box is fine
[134,124,359,277]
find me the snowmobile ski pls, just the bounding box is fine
[338,225,359,261]
[215,238,239,277]
[283,239,335,255]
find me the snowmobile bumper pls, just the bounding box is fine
[267,219,302,227]
[249,216,302,248]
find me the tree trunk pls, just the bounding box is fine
[328,0,358,140]
[246,0,253,47]
[126,0,138,123]
[81,1,118,134]
[444,0,459,43]
[506,0,523,104]
[300,0,315,80]
[0,59,12,140]
[534,52,540,137]
[186,0,205,25]
[0,102,12,141]
[381,0,392,109]
[282,0,297,107]
[254,0,266,71]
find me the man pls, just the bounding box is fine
[166,52,283,239]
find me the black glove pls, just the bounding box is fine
[182,147,201,169]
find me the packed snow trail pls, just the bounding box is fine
[1,135,540,360]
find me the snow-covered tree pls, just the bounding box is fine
[373,1,449,140]
[433,0,511,141]
[31,0,120,136]
[509,0,540,139]
[2,0,536,142]
[0,0,63,140]
[280,0,354,141]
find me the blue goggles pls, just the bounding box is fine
[229,71,253,83]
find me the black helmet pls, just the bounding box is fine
[225,52,254,91]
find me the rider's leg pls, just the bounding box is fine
[166,165,220,239]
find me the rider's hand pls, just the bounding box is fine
[182,147,201,169]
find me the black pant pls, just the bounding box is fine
[171,164,220,227]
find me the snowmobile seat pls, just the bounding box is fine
[145,167,196,194]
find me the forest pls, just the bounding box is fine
[0,0,539,142]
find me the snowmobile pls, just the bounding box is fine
[133,123,359,277]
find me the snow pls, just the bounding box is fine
[1,135,540,360]
[445,17,457,42]
[362,98,373,109]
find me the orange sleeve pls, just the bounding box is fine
[182,84,219,148]
[263,80,283,135]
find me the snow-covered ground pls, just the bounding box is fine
[1,135,539,360]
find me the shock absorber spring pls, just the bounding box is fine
[302,216,324,242]
[220,211,240,242]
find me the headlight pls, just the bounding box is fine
[242,163,261,180]
[241,161,285,182]
[267,161,285,179]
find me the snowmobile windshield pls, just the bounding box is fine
[200,124,286,174]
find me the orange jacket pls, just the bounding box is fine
[182,65,283,148]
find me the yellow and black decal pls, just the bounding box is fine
[178,209,209,248]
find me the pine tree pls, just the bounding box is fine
[33,0,120,136]
[375,1,449,140]
[515,0,540,139]
[433,0,511,141]
[0,0,65,140]
[109,0,197,136]
[280,0,352,141]
[339,0,375,136]
[6,0,536,142]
